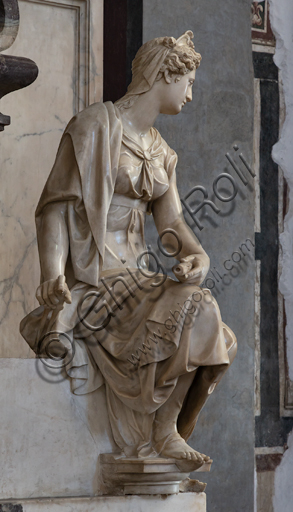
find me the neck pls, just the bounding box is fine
[119,89,160,137]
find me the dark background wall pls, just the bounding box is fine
[104,2,255,511]
[144,3,255,511]
[103,0,143,102]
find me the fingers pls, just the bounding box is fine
[36,285,45,306]
[63,288,72,304]
[181,254,196,263]
[44,280,60,308]
[176,273,202,285]
[179,255,203,281]
[56,275,72,304]
[35,276,71,309]
[56,275,65,294]
[185,269,201,279]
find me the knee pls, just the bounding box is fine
[202,364,227,383]
[228,334,237,365]
[222,322,237,365]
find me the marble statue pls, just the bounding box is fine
[20,30,237,488]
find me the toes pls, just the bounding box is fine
[188,451,203,463]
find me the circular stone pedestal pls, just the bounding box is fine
[100,453,212,495]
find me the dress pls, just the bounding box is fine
[20,101,234,457]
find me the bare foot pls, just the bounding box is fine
[159,432,210,463]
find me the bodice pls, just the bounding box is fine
[114,127,170,201]
[104,128,171,271]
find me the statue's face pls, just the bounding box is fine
[160,69,196,115]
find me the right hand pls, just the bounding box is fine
[172,255,208,286]
[36,275,72,309]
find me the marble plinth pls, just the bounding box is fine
[2,493,206,511]
[0,359,116,500]
[100,453,211,495]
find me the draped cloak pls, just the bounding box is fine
[21,102,126,393]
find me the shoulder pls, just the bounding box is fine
[152,127,178,179]
[65,101,122,135]
[152,127,177,160]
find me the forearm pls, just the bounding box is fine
[37,202,69,282]
[158,215,209,267]
[153,182,210,281]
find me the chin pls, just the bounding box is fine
[164,106,182,116]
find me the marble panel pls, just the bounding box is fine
[0,0,103,358]
[0,359,115,499]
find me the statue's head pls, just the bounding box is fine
[116,30,201,110]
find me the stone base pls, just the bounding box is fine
[100,453,211,495]
[2,493,206,511]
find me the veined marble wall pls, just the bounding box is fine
[0,0,103,358]
[0,0,109,501]
[0,359,114,499]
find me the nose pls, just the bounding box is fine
[186,88,192,102]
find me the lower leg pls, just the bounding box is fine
[153,370,210,462]
[178,340,238,440]
[154,370,196,435]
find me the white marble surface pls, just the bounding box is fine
[0,0,103,358]
[0,359,115,499]
[4,493,206,512]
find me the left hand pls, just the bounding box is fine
[172,254,208,285]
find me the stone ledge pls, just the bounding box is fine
[1,494,206,512]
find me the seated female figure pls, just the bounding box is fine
[20,31,237,464]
